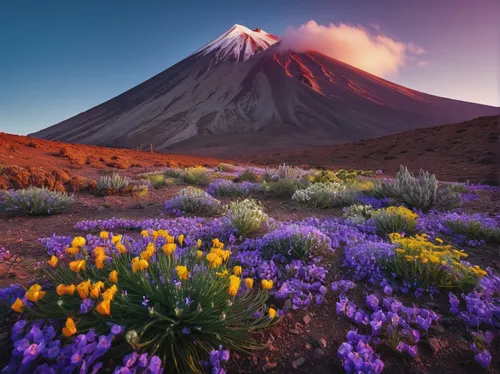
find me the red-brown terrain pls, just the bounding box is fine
[246,115,500,184]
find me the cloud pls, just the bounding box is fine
[280,21,426,78]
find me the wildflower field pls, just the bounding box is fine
[0,163,499,373]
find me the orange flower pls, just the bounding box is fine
[196,250,203,260]
[25,284,46,302]
[131,257,148,273]
[100,231,109,240]
[76,280,91,300]
[111,235,122,245]
[65,247,79,255]
[177,235,185,246]
[11,298,23,313]
[102,285,118,301]
[62,317,77,337]
[233,266,242,276]
[71,236,86,248]
[95,253,107,269]
[56,284,76,296]
[161,243,176,256]
[268,308,277,319]
[96,299,111,316]
[245,278,254,289]
[228,275,241,296]
[89,285,101,299]
[48,255,58,267]
[261,279,273,290]
[93,246,105,257]
[115,243,127,254]
[176,266,189,280]
[108,270,118,283]
[69,260,86,273]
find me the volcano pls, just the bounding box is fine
[31,24,499,156]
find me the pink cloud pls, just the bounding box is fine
[280,21,426,78]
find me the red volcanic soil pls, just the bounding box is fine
[0,132,228,190]
[245,116,500,184]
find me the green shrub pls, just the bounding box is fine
[181,167,211,186]
[306,170,341,184]
[217,163,235,172]
[371,206,418,235]
[0,187,73,215]
[97,173,130,191]
[262,179,301,198]
[165,187,223,215]
[292,182,356,208]
[225,199,269,237]
[164,167,184,179]
[448,183,468,193]
[342,204,373,224]
[382,166,461,211]
[239,168,259,182]
[446,219,500,244]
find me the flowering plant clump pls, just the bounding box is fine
[385,233,485,289]
[179,167,211,186]
[263,163,304,181]
[342,204,373,224]
[0,187,73,215]
[257,225,332,260]
[371,206,418,236]
[165,187,223,215]
[446,213,500,244]
[96,173,130,192]
[224,199,269,238]
[9,234,276,373]
[292,182,356,208]
[206,179,260,198]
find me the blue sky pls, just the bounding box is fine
[0,0,498,135]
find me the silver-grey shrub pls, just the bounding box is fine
[292,182,356,208]
[224,198,269,237]
[0,187,73,215]
[97,173,130,191]
[165,186,223,215]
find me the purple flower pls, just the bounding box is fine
[148,356,162,374]
[111,324,125,336]
[475,349,491,368]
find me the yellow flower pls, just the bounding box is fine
[233,266,242,276]
[435,238,443,244]
[162,243,176,256]
[421,257,429,264]
[396,249,405,253]
[245,278,254,289]
[115,243,127,254]
[261,279,273,289]
[93,246,105,257]
[441,261,447,266]
[429,255,439,264]
[111,235,122,245]
[96,299,111,316]
[165,235,175,244]
[216,269,229,277]
[76,280,91,299]
[70,260,86,273]
[102,285,118,301]
[71,236,86,248]
[100,231,109,240]
[62,317,77,337]
[176,266,189,280]
[228,275,241,296]
[405,255,414,262]
[131,257,148,273]
[25,284,46,302]
[48,255,58,267]
[196,250,203,260]
[141,230,149,237]
[109,270,118,283]
[269,307,277,319]
[95,253,107,269]
[140,251,152,261]
[56,284,76,296]
[152,231,159,240]
[89,283,102,299]
[11,298,23,313]
[65,247,79,255]
[177,235,185,246]
[197,239,202,248]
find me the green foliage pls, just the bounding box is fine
[382,166,461,211]
[306,170,341,184]
[262,179,301,198]
[165,187,223,215]
[31,238,274,373]
[446,219,500,244]
[239,169,259,182]
[217,163,235,172]
[371,206,418,235]
[342,204,373,224]
[448,183,468,193]
[0,187,73,215]
[180,167,211,186]
[224,199,269,237]
[292,182,356,208]
[97,173,130,191]
[148,174,167,189]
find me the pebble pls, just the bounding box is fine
[303,314,312,325]
[318,337,327,348]
[292,357,305,369]
[262,362,277,372]
[313,348,325,361]
[305,343,312,350]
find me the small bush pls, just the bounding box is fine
[446,218,500,244]
[448,183,468,193]
[384,233,485,289]
[371,206,418,235]
[206,179,259,197]
[165,186,223,215]
[0,187,73,215]
[164,167,184,179]
[181,167,211,186]
[258,225,331,260]
[239,168,259,182]
[382,166,461,211]
[145,174,167,189]
[217,163,235,172]
[97,173,130,191]
[264,163,303,181]
[292,182,356,208]
[225,199,269,237]
[262,179,301,198]
[342,204,373,224]
[306,170,341,184]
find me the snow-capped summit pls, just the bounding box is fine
[195,24,279,63]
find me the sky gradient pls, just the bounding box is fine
[0,0,498,135]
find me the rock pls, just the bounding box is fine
[290,329,300,335]
[303,314,312,325]
[283,298,292,312]
[313,348,325,361]
[318,337,327,348]
[262,362,277,372]
[292,357,305,369]
[305,343,312,350]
